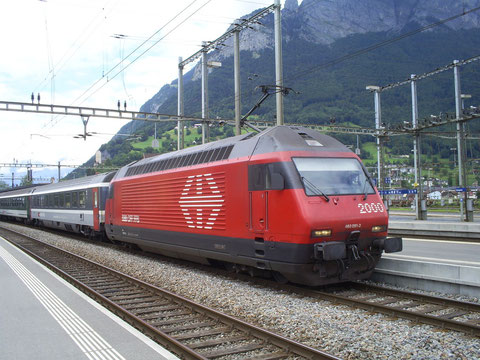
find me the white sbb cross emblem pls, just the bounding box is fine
[179,174,223,229]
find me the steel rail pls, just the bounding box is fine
[262,281,480,337]
[0,226,340,360]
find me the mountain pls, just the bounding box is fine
[70,0,480,183]
[141,0,480,121]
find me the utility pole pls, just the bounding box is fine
[234,29,241,136]
[411,74,426,220]
[201,42,209,144]
[58,161,61,182]
[274,0,284,125]
[178,56,184,150]
[453,60,469,221]
[366,86,382,187]
[178,5,275,134]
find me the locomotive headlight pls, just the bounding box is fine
[311,229,331,238]
[371,225,387,233]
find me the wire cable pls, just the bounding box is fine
[72,0,203,107]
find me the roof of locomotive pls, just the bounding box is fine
[248,126,351,156]
[114,126,352,180]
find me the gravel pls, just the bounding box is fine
[2,222,479,360]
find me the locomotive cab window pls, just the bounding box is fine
[293,157,375,196]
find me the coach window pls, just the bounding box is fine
[65,193,71,208]
[79,191,86,208]
[72,192,78,208]
[59,193,65,208]
[54,194,59,208]
[48,194,54,208]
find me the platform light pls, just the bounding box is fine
[311,229,331,237]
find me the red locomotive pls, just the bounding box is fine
[105,126,402,286]
[0,126,401,285]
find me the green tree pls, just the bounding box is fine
[20,175,32,187]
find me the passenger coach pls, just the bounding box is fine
[0,186,35,222]
[30,172,115,235]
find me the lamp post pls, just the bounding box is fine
[461,93,473,221]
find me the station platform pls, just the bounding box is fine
[388,216,480,240]
[0,237,180,360]
[373,234,480,298]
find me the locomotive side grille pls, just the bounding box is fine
[120,172,226,231]
[125,145,234,178]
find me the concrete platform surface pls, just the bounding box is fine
[0,237,180,360]
[388,219,480,239]
[373,237,480,297]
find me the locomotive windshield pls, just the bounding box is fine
[293,157,375,196]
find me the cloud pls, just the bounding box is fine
[0,0,283,180]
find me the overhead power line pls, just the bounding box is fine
[73,0,207,107]
[41,0,210,131]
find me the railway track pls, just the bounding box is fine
[251,279,480,337]
[0,226,339,360]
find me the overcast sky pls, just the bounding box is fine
[0,0,290,183]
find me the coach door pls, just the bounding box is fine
[92,188,99,231]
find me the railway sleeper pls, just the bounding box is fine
[107,292,153,301]
[376,298,400,306]
[415,305,446,314]
[150,315,203,327]
[91,282,131,290]
[392,301,422,310]
[438,310,469,320]
[140,309,192,321]
[173,326,231,341]
[71,274,113,282]
[133,304,182,315]
[122,300,170,311]
[188,334,249,349]
[116,295,159,304]
[99,286,138,295]
[242,351,290,360]
[199,342,264,358]
[161,320,221,334]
